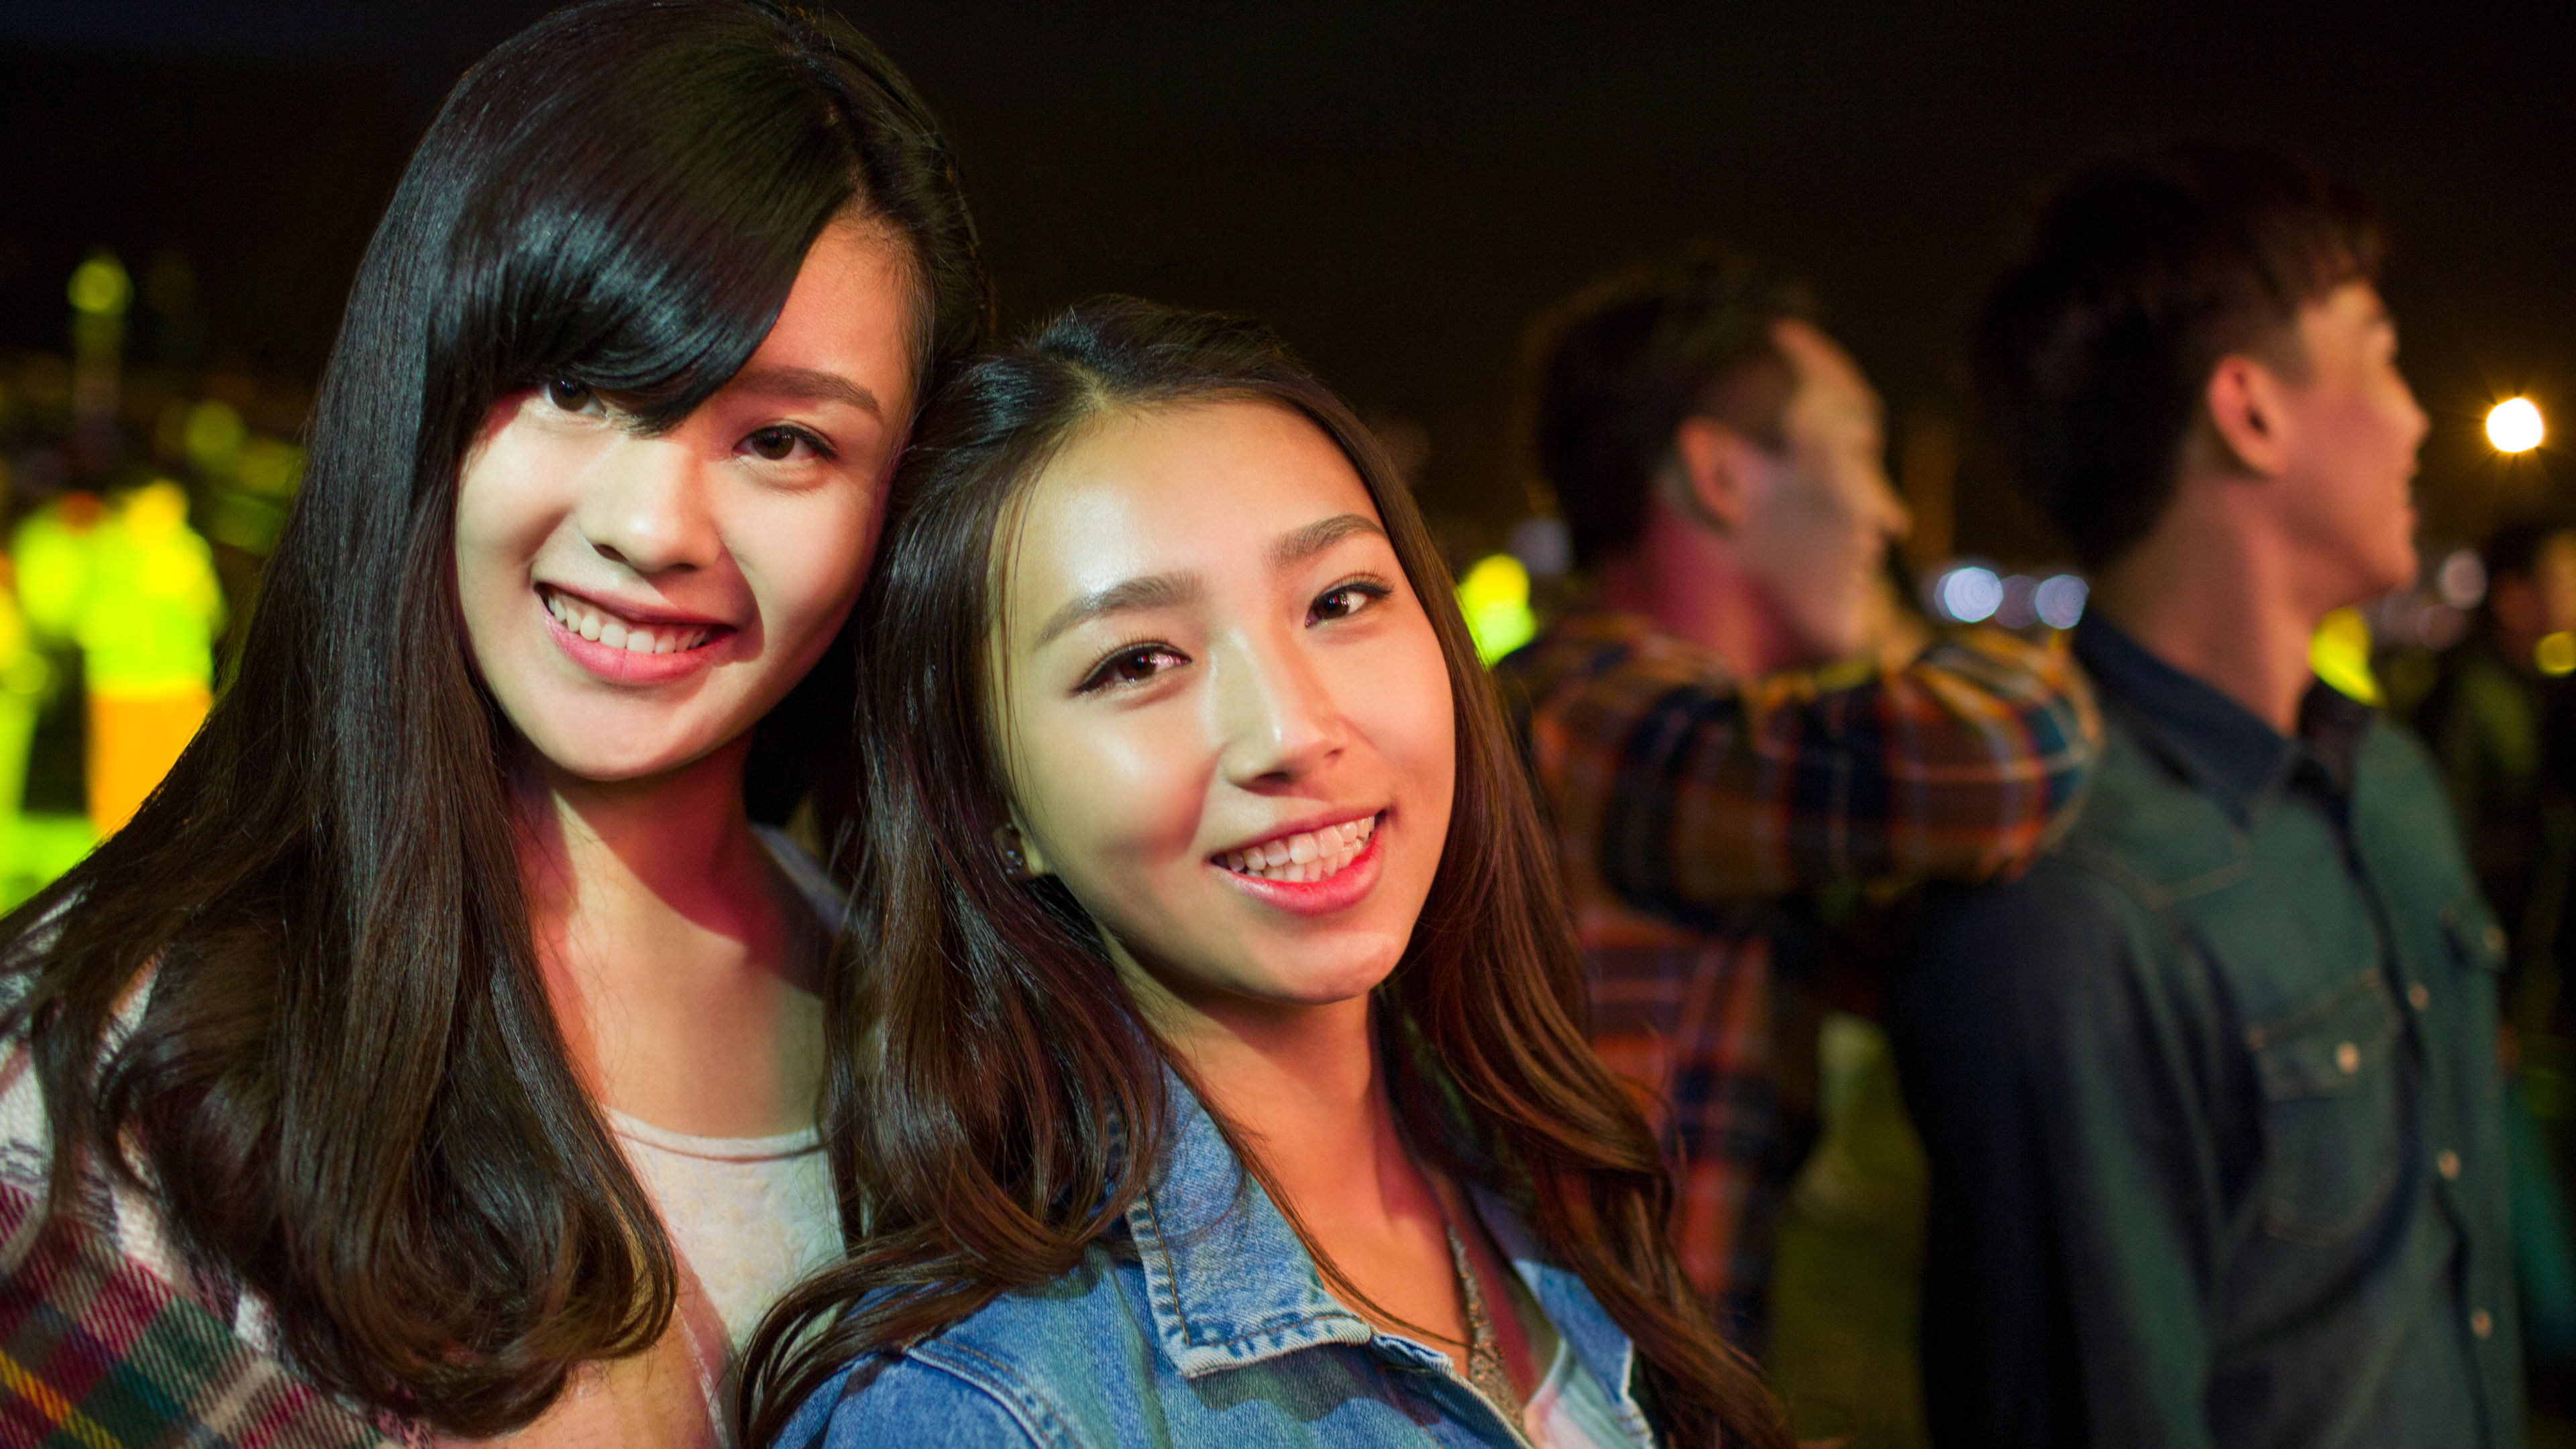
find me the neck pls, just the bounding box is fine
[1124,959,1427,1243]
[520,737,823,1137]
[2092,478,2331,735]
[1595,498,1803,678]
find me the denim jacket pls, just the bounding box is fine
[777,1077,1661,1449]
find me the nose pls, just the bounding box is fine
[1214,628,1348,789]
[574,436,720,576]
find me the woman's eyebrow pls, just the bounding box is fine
[727,365,883,418]
[1034,572,1203,648]
[1269,513,1385,571]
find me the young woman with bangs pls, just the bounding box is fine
[0,2,985,1443]
[744,298,1791,1449]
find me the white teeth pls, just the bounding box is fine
[543,588,718,654]
[1220,814,1381,883]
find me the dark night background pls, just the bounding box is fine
[3,1,2573,565]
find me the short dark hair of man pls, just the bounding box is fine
[1970,141,2384,572]
[1529,246,1813,570]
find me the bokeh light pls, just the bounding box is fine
[1457,553,1536,665]
[1935,565,2003,624]
[2539,631,2576,678]
[2310,607,2381,704]
[2489,397,2544,453]
[2033,574,2089,630]
[2436,547,2488,610]
[66,253,131,317]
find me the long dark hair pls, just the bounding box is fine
[0,1,987,1434]
[746,298,1790,1449]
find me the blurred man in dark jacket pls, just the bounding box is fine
[1893,142,2518,1448]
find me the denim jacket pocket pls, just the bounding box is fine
[2246,967,2406,1246]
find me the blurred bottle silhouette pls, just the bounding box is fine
[14,482,223,835]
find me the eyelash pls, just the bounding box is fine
[1070,577,1396,695]
[1309,577,1392,624]
[743,424,837,464]
[540,380,837,463]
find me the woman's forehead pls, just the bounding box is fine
[1001,401,1381,611]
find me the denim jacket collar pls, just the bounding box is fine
[1123,1071,1656,1443]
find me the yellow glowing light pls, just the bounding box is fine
[2309,607,2381,706]
[1457,553,1537,666]
[2489,398,2545,453]
[66,253,131,317]
[2538,632,2576,677]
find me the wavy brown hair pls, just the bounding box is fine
[745,297,1790,1448]
[0,1,986,1435]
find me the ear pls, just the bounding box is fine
[2202,354,2296,478]
[1668,415,1764,532]
[994,817,1055,880]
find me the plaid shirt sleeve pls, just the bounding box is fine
[1515,616,2100,916]
[1,1034,394,1449]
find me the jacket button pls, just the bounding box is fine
[2438,1150,2463,1181]
[2408,983,2432,1010]
[2473,1308,2494,1340]
[2335,1041,2361,1074]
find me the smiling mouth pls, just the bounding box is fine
[540,585,723,656]
[1217,814,1380,884]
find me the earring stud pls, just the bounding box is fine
[994,824,1034,881]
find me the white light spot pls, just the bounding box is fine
[2033,574,2089,629]
[2489,398,2544,453]
[1937,566,2004,625]
[2436,548,2487,610]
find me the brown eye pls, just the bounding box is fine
[545,378,596,413]
[747,427,802,461]
[1077,644,1189,693]
[1309,582,1389,624]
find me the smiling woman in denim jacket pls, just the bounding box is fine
[736,299,1792,1449]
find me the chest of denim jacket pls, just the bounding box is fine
[2061,711,2518,1445]
[784,1076,1661,1449]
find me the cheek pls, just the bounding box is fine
[737,489,882,651]
[1018,707,1211,883]
[453,443,568,630]
[1368,627,1458,820]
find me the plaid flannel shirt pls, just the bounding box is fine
[1,988,397,1449]
[1497,609,2098,1341]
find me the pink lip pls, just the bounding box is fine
[540,588,735,686]
[1212,818,1387,917]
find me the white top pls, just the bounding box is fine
[433,826,844,1448]
[606,1110,838,1352]
[464,1113,839,1448]
[1523,1335,1642,1449]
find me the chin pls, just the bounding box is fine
[525,725,716,786]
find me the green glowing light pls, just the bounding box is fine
[2309,607,2381,705]
[1458,553,1536,666]
[67,252,131,318]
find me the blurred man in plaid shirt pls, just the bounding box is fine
[1496,247,2099,1346]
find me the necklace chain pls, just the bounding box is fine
[1444,1221,1519,1419]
